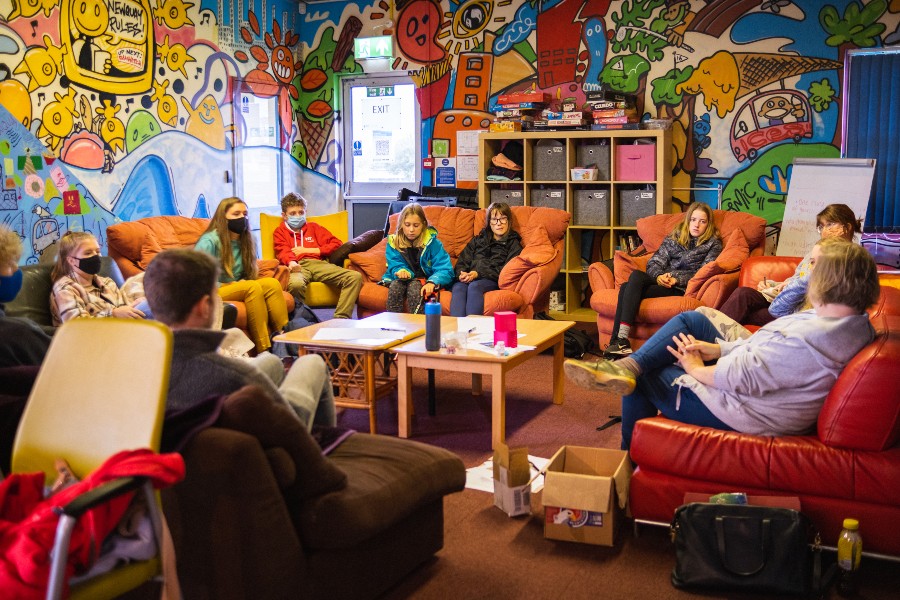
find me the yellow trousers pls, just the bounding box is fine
[218,278,289,352]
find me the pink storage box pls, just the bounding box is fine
[494,311,516,331]
[616,143,656,181]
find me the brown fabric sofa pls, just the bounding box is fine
[348,205,570,318]
[588,209,767,348]
[161,385,466,599]
[106,216,295,330]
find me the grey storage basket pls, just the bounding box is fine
[530,187,566,211]
[533,139,566,181]
[617,188,656,227]
[491,188,525,206]
[574,189,610,226]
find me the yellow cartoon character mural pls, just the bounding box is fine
[37,87,79,151]
[59,0,155,94]
[6,0,56,20]
[13,35,68,92]
[97,100,126,155]
[181,94,226,150]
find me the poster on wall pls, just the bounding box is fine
[776,158,876,256]
[435,158,457,187]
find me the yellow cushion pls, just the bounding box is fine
[259,211,349,260]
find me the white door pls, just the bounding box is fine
[341,74,421,236]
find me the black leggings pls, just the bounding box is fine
[611,270,684,339]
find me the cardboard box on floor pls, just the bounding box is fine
[539,446,631,546]
[493,443,532,517]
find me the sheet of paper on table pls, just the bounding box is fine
[456,315,494,335]
[313,328,406,341]
[465,455,550,493]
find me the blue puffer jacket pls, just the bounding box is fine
[645,235,723,290]
[380,226,455,288]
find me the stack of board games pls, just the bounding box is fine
[491,90,550,131]
[585,91,640,130]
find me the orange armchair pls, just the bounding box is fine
[588,210,767,348]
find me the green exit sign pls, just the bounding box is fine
[354,35,393,59]
[366,86,395,97]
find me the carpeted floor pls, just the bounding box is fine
[335,352,900,600]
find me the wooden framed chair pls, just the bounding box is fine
[259,211,350,307]
[10,318,174,599]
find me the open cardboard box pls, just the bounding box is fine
[537,446,632,546]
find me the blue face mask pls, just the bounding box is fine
[287,215,306,230]
[0,268,23,303]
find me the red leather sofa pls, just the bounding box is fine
[629,268,900,557]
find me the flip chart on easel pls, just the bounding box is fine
[776,158,876,257]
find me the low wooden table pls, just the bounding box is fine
[391,317,574,448]
[273,313,424,433]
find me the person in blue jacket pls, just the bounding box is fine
[381,203,454,313]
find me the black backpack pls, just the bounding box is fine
[534,312,596,359]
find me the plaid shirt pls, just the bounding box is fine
[51,275,128,326]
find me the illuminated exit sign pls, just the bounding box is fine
[366,86,395,97]
[354,35,393,59]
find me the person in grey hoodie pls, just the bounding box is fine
[565,238,879,450]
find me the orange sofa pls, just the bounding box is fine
[106,216,295,331]
[588,210,767,348]
[347,205,570,318]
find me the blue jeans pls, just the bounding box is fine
[621,311,733,450]
[449,279,498,316]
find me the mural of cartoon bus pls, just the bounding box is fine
[730,89,812,161]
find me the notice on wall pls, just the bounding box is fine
[776,158,875,257]
[435,157,457,187]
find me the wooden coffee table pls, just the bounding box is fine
[390,317,574,448]
[273,313,424,433]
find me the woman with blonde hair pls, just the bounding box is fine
[604,202,722,358]
[50,231,144,324]
[195,197,288,353]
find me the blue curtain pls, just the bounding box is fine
[844,50,900,231]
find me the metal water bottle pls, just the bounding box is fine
[837,518,862,597]
[424,299,441,351]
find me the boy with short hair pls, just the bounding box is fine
[274,193,362,319]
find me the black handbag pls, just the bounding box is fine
[671,503,819,596]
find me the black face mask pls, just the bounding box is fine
[227,216,248,235]
[76,254,102,275]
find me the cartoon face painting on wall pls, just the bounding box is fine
[59,0,154,93]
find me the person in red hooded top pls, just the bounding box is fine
[273,193,362,319]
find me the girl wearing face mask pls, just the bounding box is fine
[450,202,522,317]
[604,202,722,358]
[380,203,454,313]
[50,231,145,325]
[195,197,288,353]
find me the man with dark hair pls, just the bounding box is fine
[144,249,335,429]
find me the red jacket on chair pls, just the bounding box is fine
[0,449,184,598]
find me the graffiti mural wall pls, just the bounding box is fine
[1,0,899,264]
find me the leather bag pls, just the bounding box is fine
[671,503,814,596]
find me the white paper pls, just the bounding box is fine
[456,155,480,181]
[457,316,494,335]
[312,327,404,341]
[465,456,549,493]
[456,129,485,155]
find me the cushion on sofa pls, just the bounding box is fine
[330,229,385,266]
[498,224,556,288]
[215,385,348,501]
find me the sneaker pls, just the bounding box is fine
[603,338,632,359]
[564,358,636,395]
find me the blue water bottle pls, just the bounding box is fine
[424,299,441,351]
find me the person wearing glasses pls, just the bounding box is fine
[450,202,522,316]
[718,203,861,326]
